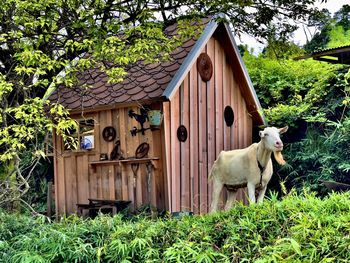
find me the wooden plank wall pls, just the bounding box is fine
[54,106,165,215]
[163,36,253,214]
[54,36,254,216]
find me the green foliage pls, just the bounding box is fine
[279,117,350,194]
[0,98,77,163]
[327,26,350,48]
[305,4,350,53]
[243,51,337,128]
[2,192,350,262]
[244,15,350,194]
[262,36,304,60]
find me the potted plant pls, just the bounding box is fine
[148,110,163,128]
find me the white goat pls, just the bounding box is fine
[209,126,288,212]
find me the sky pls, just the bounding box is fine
[235,0,350,53]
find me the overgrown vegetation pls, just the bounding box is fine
[242,4,350,195]
[1,191,350,262]
[283,118,350,194]
[244,51,338,127]
[244,46,349,193]
[305,4,350,52]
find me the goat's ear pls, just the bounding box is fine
[259,131,265,138]
[279,126,288,134]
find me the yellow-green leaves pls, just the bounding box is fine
[243,50,339,127]
[0,75,13,98]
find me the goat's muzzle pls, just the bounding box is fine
[275,141,283,151]
[275,146,283,151]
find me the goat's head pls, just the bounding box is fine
[259,126,288,165]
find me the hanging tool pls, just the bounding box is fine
[146,162,153,204]
[131,163,139,210]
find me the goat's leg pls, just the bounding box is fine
[256,185,267,204]
[224,190,237,210]
[210,177,223,212]
[247,182,256,204]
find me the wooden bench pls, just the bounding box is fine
[77,199,131,217]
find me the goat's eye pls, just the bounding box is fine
[264,133,269,137]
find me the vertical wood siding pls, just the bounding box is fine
[53,106,165,215]
[164,36,253,214]
[54,35,255,215]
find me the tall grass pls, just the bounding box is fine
[1,191,350,262]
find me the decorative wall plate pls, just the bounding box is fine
[177,125,188,142]
[135,142,150,159]
[102,126,116,142]
[224,106,234,127]
[197,53,213,81]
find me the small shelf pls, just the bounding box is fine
[89,157,159,171]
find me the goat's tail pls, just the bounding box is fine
[209,151,223,181]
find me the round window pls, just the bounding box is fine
[224,106,234,127]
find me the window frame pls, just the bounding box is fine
[63,118,96,152]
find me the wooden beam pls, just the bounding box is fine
[314,57,341,64]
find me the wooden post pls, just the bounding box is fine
[47,181,53,218]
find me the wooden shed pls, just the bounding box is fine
[48,17,266,216]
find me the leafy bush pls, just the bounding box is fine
[256,65,350,195]
[277,117,350,195]
[243,50,338,128]
[2,191,350,262]
[244,46,349,195]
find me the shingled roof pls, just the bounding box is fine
[47,16,265,125]
[47,20,205,111]
[294,44,350,65]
